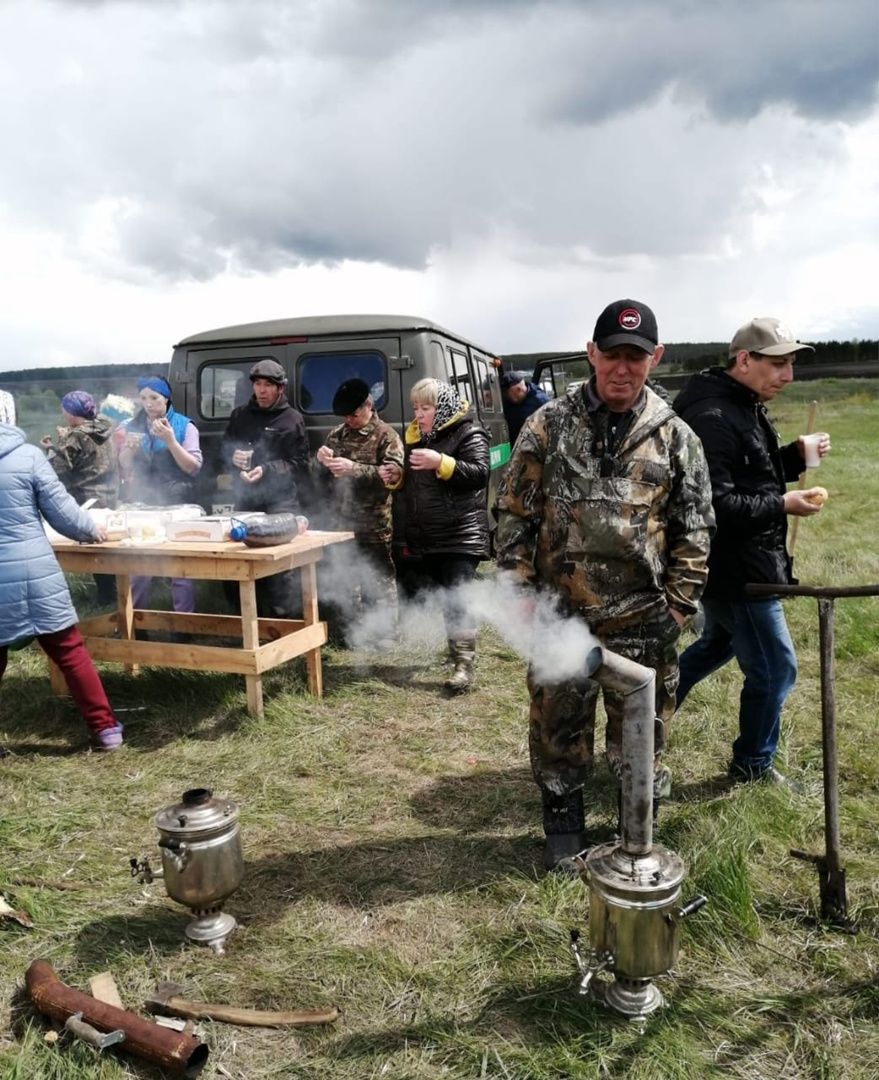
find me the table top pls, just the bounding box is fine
[52,529,355,562]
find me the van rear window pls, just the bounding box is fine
[198,361,260,419]
[298,351,387,413]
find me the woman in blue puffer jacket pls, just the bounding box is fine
[0,422,123,750]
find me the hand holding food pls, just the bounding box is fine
[784,488,826,515]
[803,486,829,507]
[150,416,175,444]
[326,456,354,477]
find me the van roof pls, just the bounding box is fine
[176,313,493,352]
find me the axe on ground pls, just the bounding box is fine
[145,982,339,1028]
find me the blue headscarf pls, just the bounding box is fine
[61,390,97,419]
[130,376,190,453]
[137,376,172,399]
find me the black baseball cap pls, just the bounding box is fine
[593,299,659,353]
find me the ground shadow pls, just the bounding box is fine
[73,906,191,970]
[410,767,622,839]
[240,833,540,920]
[0,665,251,755]
[670,773,739,804]
[324,661,432,692]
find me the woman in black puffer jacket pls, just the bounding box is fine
[400,378,490,693]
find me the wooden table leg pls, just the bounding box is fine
[301,560,323,697]
[239,578,263,717]
[116,574,139,677]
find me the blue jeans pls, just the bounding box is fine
[677,598,797,776]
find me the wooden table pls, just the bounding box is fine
[51,531,354,716]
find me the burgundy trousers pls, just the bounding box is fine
[0,625,117,735]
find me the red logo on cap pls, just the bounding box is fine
[619,308,641,331]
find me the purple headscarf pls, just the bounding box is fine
[61,390,97,419]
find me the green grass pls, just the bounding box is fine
[1,380,878,1079]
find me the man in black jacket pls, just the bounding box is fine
[674,317,830,787]
[221,359,310,617]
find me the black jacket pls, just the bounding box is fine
[674,368,803,598]
[403,406,491,559]
[221,395,309,514]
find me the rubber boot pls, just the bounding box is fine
[542,788,587,873]
[444,634,476,694]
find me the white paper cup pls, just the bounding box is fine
[801,432,826,468]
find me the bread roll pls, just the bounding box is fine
[804,487,829,506]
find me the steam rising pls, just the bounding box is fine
[318,544,598,684]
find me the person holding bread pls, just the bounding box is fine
[673,317,830,788]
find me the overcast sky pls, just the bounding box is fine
[0,0,876,370]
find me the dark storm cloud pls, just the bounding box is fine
[543,0,877,124]
[6,0,877,283]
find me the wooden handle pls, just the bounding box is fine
[165,996,339,1028]
[788,399,819,556]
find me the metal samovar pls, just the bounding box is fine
[132,788,244,953]
[569,647,707,1018]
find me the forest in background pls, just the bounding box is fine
[0,341,877,441]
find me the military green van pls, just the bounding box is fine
[167,313,510,559]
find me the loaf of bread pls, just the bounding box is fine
[804,487,829,506]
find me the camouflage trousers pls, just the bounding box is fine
[527,614,680,796]
[318,538,399,640]
[353,539,399,624]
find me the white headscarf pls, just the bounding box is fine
[0,390,15,425]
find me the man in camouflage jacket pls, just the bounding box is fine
[316,379,404,646]
[495,299,714,870]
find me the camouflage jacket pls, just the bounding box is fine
[318,415,404,542]
[495,382,714,633]
[47,417,118,508]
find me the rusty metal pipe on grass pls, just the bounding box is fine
[25,959,208,1077]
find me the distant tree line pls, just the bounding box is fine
[505,339,879,375]
[0,361,161,394]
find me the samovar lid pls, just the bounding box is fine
[154,787,239,835]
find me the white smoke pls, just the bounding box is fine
[316,542,598,685]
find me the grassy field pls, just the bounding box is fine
[1,379,877,1079]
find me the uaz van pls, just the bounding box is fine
[167,313,511,561]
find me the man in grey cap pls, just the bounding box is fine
[221,359,309,617]
[674,317,831,788]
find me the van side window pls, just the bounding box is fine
[473,354,494,410]
[448,348,472,404]
[198,362,257,419]
[298,351,387,413]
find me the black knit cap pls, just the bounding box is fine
[500,370,527,390]
[332,378,370,416]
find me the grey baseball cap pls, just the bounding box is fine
[729,318,815,358]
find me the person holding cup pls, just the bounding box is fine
[220,359,309,618]
[401,378,490,693]
[118,375,203,615]
[674,317,830,789]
